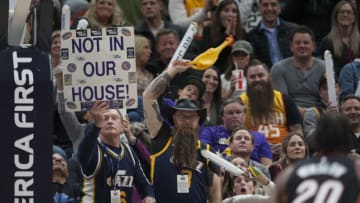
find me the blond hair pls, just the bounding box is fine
[135,35,151,55]
[328,0,360,57]
[84,0,127,27]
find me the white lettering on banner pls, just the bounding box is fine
[71,84,129,101]
[71,37,102,53]
[12,51,34,202]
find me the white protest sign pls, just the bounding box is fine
[61,27,137,112]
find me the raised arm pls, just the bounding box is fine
[142,60,192,138]
[208,173,222,203]
[54,67,85,154]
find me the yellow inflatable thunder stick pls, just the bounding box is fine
[248,166,261,177]
[190,35,235,70]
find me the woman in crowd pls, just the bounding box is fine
[201,66,222,126]
[135,35,154,96]
[269,132,309,180]
[221,40,254,99]
[79,0,127,28]
[193,0,245,73]
[319,0,360,76]
[127,35,154,122]
[51,31,61,69]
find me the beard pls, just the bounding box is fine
[246,80,274,124]
[171,128,199,169]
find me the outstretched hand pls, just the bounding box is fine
[325,101,339,113]
[246,166,270,185]
[170,59,192,73]
[89,101,109,128]
[53,66,64,90]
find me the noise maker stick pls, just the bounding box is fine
[324,50,338,107]
[191,35,234,70]
[200,149,245,176]
[8,0,32,46]
[168,22,198,67]
[77,19,89,30]
[61,5,71,30]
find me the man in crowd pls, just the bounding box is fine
[340,95,360,155]
[247,0,297,68]
[52,145,80,203]
[272,112,360,203]
[135,0,183,62]
[200,98,273,168]
[145,28,198,99]
[240,60,302,160]
[145,29,181,76]
[228,127,271,178]
[77,102,155,203]
[271,26,325,117]
[143,60,221,202]
[339,59,360,100]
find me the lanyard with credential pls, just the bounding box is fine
[98,139,122,189]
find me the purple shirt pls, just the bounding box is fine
[199,125,272,161]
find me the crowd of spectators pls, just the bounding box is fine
[47,0,360,202]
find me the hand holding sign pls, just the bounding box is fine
[191,35,234,70]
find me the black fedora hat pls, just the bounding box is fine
[168,99,207,125]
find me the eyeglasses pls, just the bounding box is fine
[338,9,354,15]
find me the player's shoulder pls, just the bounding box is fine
[270,164,295,203]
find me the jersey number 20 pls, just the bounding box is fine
[293,179,344,203]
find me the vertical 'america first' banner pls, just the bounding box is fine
[0,47,53,203]
[0,0,53,202]
[61,27,137,112]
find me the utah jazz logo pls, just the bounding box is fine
[114,170,134,187]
